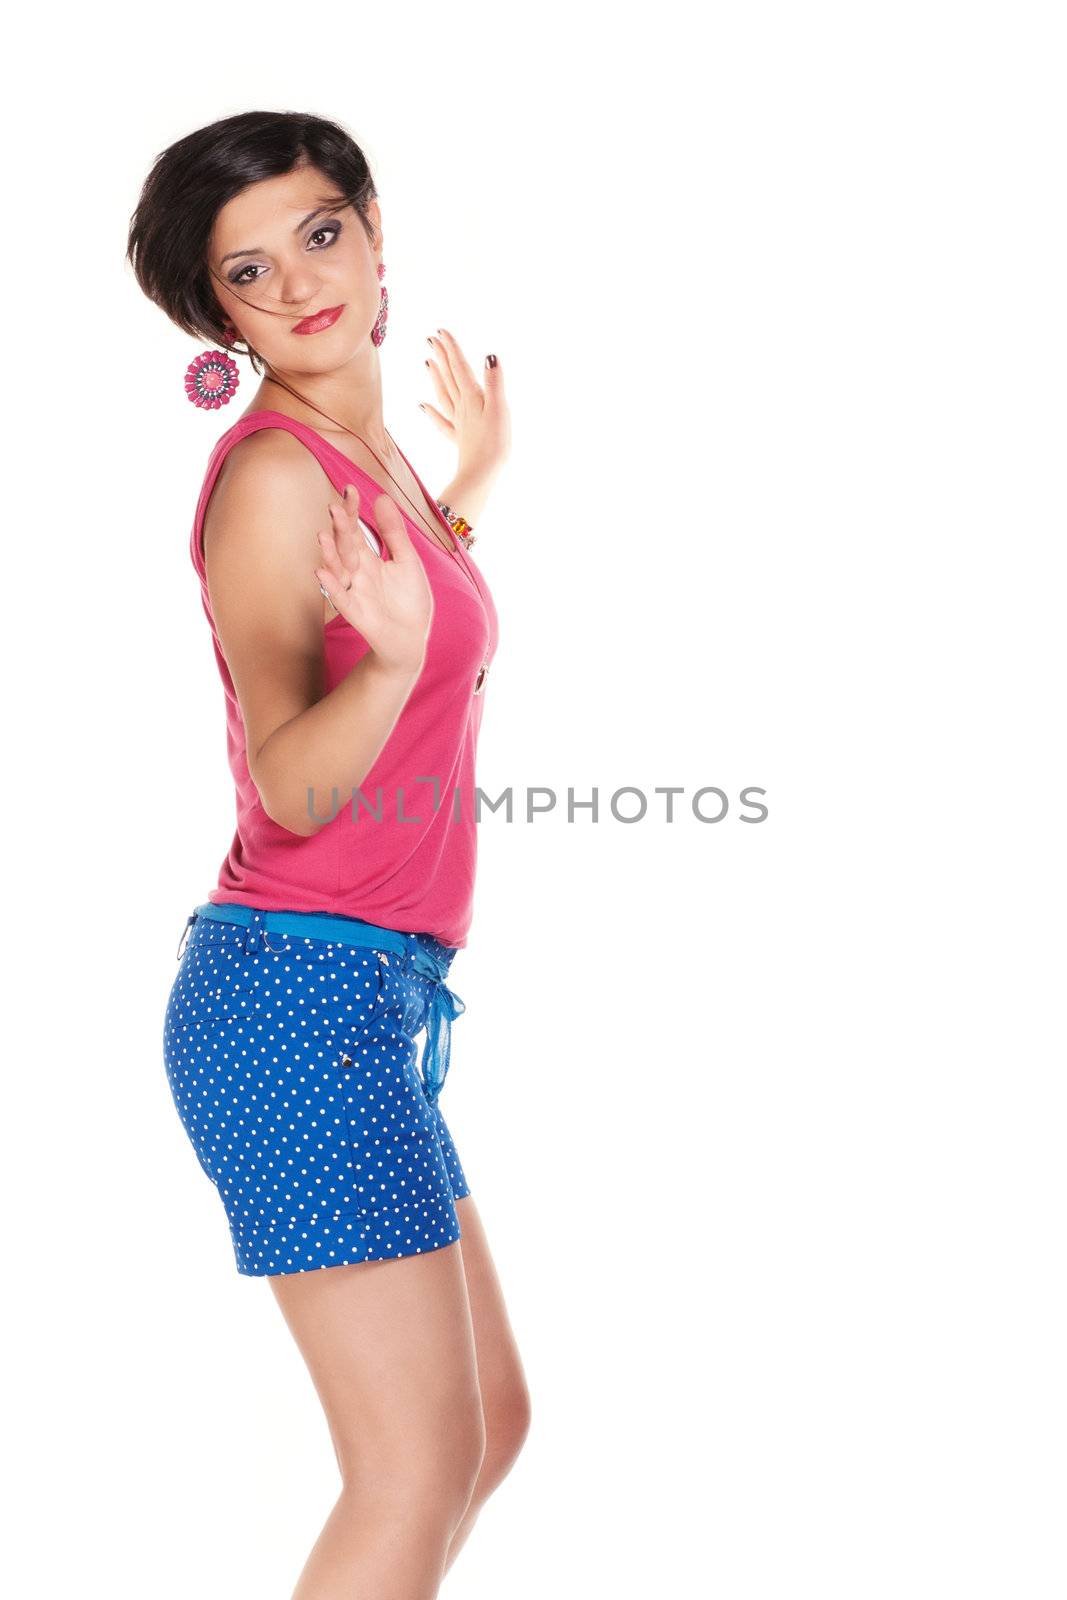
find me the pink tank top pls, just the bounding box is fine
[189,410,499,949]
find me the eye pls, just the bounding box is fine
[227,222,342,287]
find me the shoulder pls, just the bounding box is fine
[204,424,334,557]
[213,422,331,503]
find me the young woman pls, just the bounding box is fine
[127,110,529,1598]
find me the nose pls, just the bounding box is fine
[279,266,323,308]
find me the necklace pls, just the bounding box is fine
[262,372,459,559]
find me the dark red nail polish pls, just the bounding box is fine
[486,353,497,368]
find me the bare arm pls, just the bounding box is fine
[204,431,432,837]
[436,463,501,527]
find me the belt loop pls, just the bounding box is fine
[176,911,197,961]
[244,907,265,954]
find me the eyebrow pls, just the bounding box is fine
[219,203,345,266]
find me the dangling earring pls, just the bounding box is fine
[371,260,389,347]
[185,347,240,409]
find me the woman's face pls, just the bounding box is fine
[208,164,382,371]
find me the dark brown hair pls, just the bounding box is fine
[126,110,378,374]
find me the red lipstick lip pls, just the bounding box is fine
[291,303,345,335]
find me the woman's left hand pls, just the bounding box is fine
[421,329,511,490]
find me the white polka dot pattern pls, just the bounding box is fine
[162,916,470,1275]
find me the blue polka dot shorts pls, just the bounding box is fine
[163,906,471,1276]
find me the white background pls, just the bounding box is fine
[5,3,1064,1595]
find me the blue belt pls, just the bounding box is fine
[178,903,465,1107]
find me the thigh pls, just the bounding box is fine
[454,1196,531,1427]
[269,1243,484,1491]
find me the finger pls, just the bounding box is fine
[335,486,387,561]
[484,353,507,418]
[315,557,344,605]
[484,350,504,392]
[426,335,460,402]
[370,492,415,563]
[340,483,366,522]
[316,524,354,591]
[323,509,361,578]
[433,328,481,395]
[424,357,456,418]
[417,400,456,437]
[329,498,366,571]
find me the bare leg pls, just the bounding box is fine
[269,1238,485,1600]
[442,1195,533,1575]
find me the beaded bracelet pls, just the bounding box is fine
[436,502,477,550]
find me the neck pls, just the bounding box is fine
[250,343,391,454]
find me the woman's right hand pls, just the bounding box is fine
[314,488,433,676]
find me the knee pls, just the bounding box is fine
[340,1393,486,1523]
[450,1399,490,1507]
[480,1370,532,1488]
[421,1400,487,1530]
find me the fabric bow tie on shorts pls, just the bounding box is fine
[408,938,466,1105]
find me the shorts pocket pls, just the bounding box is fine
[176,936,259,1022]
[335,947,390,1075]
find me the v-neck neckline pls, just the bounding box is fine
[238,410,484,601]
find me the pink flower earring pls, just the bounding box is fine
[371,261,389,347]
[185,348,240,409]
